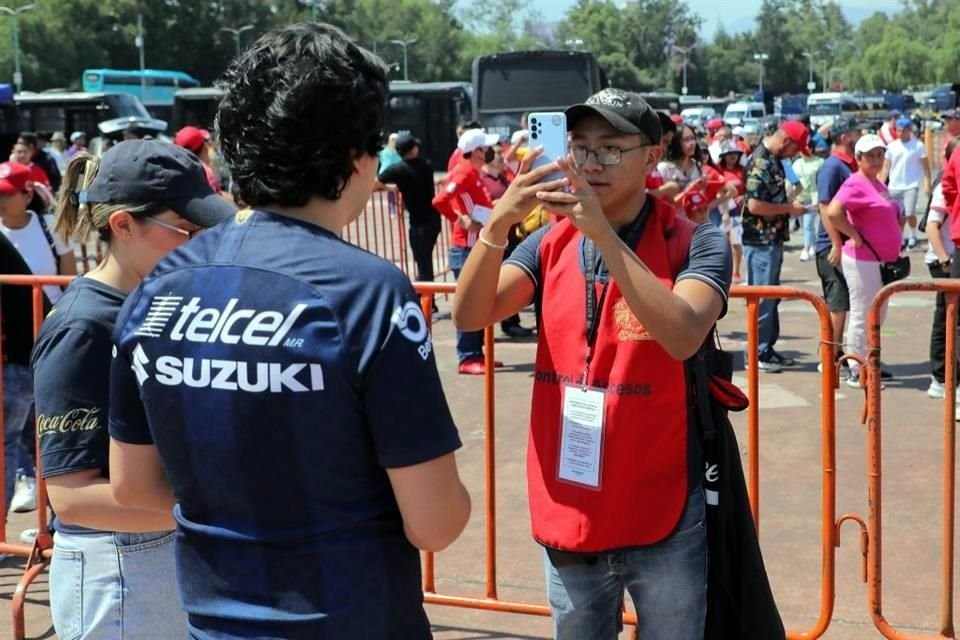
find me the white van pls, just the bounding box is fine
[723,101,766,126]
[807,92,859,128]
[680,107,717,128]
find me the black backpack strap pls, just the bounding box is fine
[35,212,60,274]
[690,342,718,443]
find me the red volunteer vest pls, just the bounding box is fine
[529,198,692,553]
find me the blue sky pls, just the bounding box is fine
[529,0,905,39]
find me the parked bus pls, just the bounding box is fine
[385,81,472,170]
[16,91,157,142]
[639,92,681,115]
[472,50,605,137]
[82,68,199,122]
[171,87,224,132]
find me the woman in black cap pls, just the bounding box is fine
[31,139,234,639]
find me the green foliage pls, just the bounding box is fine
[0,0,953,97]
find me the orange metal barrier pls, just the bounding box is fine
[0,274,73,640]
[342,190,452,280]
[410,282,868,639]
[865,280,960,640]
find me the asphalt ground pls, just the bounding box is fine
[3,230,958,639]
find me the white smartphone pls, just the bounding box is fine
[527,112,568,183]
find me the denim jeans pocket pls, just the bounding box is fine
[116,531,186,635]
[668,491,707,541]
[50,547,83,640]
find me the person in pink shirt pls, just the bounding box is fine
[824,134,904,387]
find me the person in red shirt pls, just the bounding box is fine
[705,118,723,143]
[174,126,222,193]
[447,119,482,172]
[433,128,504,374]
[717,141,746,281]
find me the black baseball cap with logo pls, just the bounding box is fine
[829,116,861,137]
[565,88,662,145]
[81,139,235,228]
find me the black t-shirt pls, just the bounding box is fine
[378,157,442,230]
[31,277,126,534]
[1,233,41,366]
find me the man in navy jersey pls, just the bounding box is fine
[107,23,470,639]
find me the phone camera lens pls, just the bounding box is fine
[530,118,538,125]
[531,132,538,139]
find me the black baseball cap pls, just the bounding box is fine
[565,88,662,144]
[395,134,420,156]
[82,139,235,227]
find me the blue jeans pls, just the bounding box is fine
[2,363,33,514]
[802,210,817,249]
[449,245,484,363]
[743,243,784,361]
[50,529,184,639]
[544,491,707,640]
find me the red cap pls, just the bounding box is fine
[679,188,707,212]
[0,162,33,195]
[706,118,723,130]
[174,126,210,154]
[669,114,684,124]
[781,120,811,156]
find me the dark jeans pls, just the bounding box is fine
[409,223,438,283]
[449,245,484,363]
[934,255,960,383]
[743,243,783,361]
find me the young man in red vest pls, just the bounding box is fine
[453,89,732,639]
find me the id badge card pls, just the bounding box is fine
[557,384,606,490]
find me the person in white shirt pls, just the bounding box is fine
[878,111,899,145]
[0,162,76,303]
[881,117,930,250]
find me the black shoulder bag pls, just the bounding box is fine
[690,337,786,640]
[860,236,910,285]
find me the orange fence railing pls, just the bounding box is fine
[865,280,960,640]
[4,276,959,639]
[0,274,72,640]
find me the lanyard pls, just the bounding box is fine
[581,205,650,384]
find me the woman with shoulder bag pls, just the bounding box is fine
[825,134,905,389]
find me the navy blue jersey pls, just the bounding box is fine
[32,277,126,535]
[109,210,461,638]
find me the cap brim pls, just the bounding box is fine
[169,191,236,228]
[483,134,500,146]
[565,104,641,135]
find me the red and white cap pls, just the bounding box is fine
[0,162,34,195]
[457,129,500,154]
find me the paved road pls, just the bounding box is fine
[2,233,957,639]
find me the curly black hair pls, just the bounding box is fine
[215,23,388,207]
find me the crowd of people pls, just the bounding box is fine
[0,18,959,640]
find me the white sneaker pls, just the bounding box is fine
[10,475,36,513]
[18,528,36,545]
[847,373,885,390]
[758,360,783,373]
[929,378,946,399]
[799,248,811,261]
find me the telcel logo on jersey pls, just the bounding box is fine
[135,296,307,347]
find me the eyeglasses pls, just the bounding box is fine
[571,144,649,167]
[142,216,202,239]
